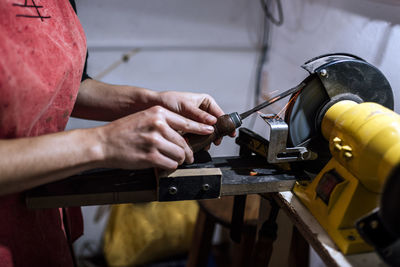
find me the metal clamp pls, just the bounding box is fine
[261,115,317,163]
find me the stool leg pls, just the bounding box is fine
[232,225,258,267]
[250,196,280,267]
[288,226,309,267]
[187,208,216,267]
[230,195,247,243]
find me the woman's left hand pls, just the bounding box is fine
[155,91,235,145]
[156,91,224,125]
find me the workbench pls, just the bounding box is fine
[271,191,386,267]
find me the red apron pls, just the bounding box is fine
[0,1,87,266]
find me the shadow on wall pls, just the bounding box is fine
[315,0,400,24]
[319,0,399,67]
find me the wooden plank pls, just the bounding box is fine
[157,168,222,201]
[26,168,157,208]
[27,155,298,208]
[158,168,222,178]
[271,192,386,267]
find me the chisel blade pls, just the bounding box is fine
[240,82,305,120]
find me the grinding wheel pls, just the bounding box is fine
[284,76,331,175]
[283,54,394,176]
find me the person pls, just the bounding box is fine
[0,1,227,266]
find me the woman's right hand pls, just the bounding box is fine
[97,105,215,170]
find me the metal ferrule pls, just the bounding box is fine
[229,112,242,128]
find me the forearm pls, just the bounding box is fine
[0,128,104,195]
[72,79,160,121]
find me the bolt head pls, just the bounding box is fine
[168,186,178,195]
[334,143,342,151]
[333,137,342,144]
[202,184,210,191]
[320,69,328,77]
[344,151,353,159]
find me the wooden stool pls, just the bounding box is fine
[187,195,262,267]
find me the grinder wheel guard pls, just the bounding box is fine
[283,53,394,176]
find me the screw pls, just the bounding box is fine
[342,145,352,152]
[320,69,328,77]
[344,151,353,159]
[168,186,178,195]
[202,184,210,191]
[334,143,342,151]
[333,137,342,144]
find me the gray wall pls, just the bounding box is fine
[70,0,400,263]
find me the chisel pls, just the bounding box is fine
[185,82,305,152]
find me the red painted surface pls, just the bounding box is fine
[0,1,86,266]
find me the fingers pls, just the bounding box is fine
[199,95,225,120]
[149,151,181,170]
[156,138,188,165]
[154,106,214,135]
[103,105,221,170]
[174,94,225,125]
[153,120,194,164]
[181,104,218,125]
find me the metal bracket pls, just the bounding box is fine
[261,115,317,163]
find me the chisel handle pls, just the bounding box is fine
[184,112,242,153]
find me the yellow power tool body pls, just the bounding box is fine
[294,100,400,254]
[264,53,398,255]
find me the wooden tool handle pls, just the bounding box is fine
[184,114,240,153]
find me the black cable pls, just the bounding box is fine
[250,0,272,133]
[251,0,283,128]
[260,0,284,26]
[254,14,270,107]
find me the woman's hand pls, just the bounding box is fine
[155,91,224,125]
[155,91,235,144]
[74,81,226,130]
[73,80,234,150]
[97,105,215,170]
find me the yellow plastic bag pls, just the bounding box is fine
[103,201,199,267]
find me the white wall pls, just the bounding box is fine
[70,0,265,157]
[70,0,264,257]
[69,0,400,261]
[262,0,400,114]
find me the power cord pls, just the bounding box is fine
[260,0,284,26]
[249,0,284,129]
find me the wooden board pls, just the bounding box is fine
[271,192,387,267]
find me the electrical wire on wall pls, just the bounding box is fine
[255,0,284,103]
[93,0,283,111]
[250,0,284,128]
[254,12,270,106]
[94,48,141,80]
[260,0,284,26]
